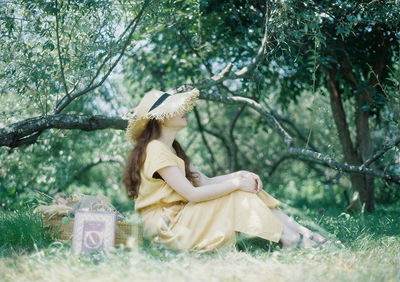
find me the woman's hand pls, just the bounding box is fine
[237,176,259,193]
[235,170,263,191]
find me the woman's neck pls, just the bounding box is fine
[158,128,177,151]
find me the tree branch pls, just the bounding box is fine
[54,0,151,114]
[202,127,232,167]
[7,0,151,148]
[0,114,127,148]
[177,29,213,74]
[198,92,294,147]
[175,1,270,91]
[64,156,125,189]
[288,146,400,184]
[234,2,270,77]
[198,92,399,184]
[360,136,400,169]
[229,104,246,171]
[192,107,218,175]
[2,94,399,185]
[266,106,320,152]
[268,153,327,177]
[55,0,69,98]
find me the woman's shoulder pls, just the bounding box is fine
[144,139,181,172]
[148,139,163,146]
[147,139,165,150]
[146,139,173,155]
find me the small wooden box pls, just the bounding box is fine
[42,216,143,249]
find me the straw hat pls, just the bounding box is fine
[125,88,200,143]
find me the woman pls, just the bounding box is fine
[123,88,331,253]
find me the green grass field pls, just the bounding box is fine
[1,204,399,281]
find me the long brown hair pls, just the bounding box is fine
[122,118,200,199]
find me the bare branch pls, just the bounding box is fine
[360,136,400,169]
[266,106,320,152]
[0,114,128,148]
[198,92,294,147]
[288,147,400,184]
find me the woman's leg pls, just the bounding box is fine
[279,219,315,249]
[270,209,330,244]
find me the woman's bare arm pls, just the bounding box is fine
[190,164,263,191]
[158,165,241,203]
[189,163,237,186]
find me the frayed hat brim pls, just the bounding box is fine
[125,88,199,143]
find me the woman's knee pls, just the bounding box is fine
[230,189,258,198]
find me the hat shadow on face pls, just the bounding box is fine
[160,111,187,130]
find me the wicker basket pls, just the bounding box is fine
[42,215,143,249]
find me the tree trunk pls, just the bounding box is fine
[355,89,375,211]
[325,67,372,212]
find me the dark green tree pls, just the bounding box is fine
[122,0,400,211]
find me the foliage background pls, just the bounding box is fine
[1,1,399,212]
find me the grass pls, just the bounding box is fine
[0,209,55,257]
[0,204,399,281]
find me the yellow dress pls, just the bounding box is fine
[134,139,284,253]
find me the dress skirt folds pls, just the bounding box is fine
[134,139,284,253]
